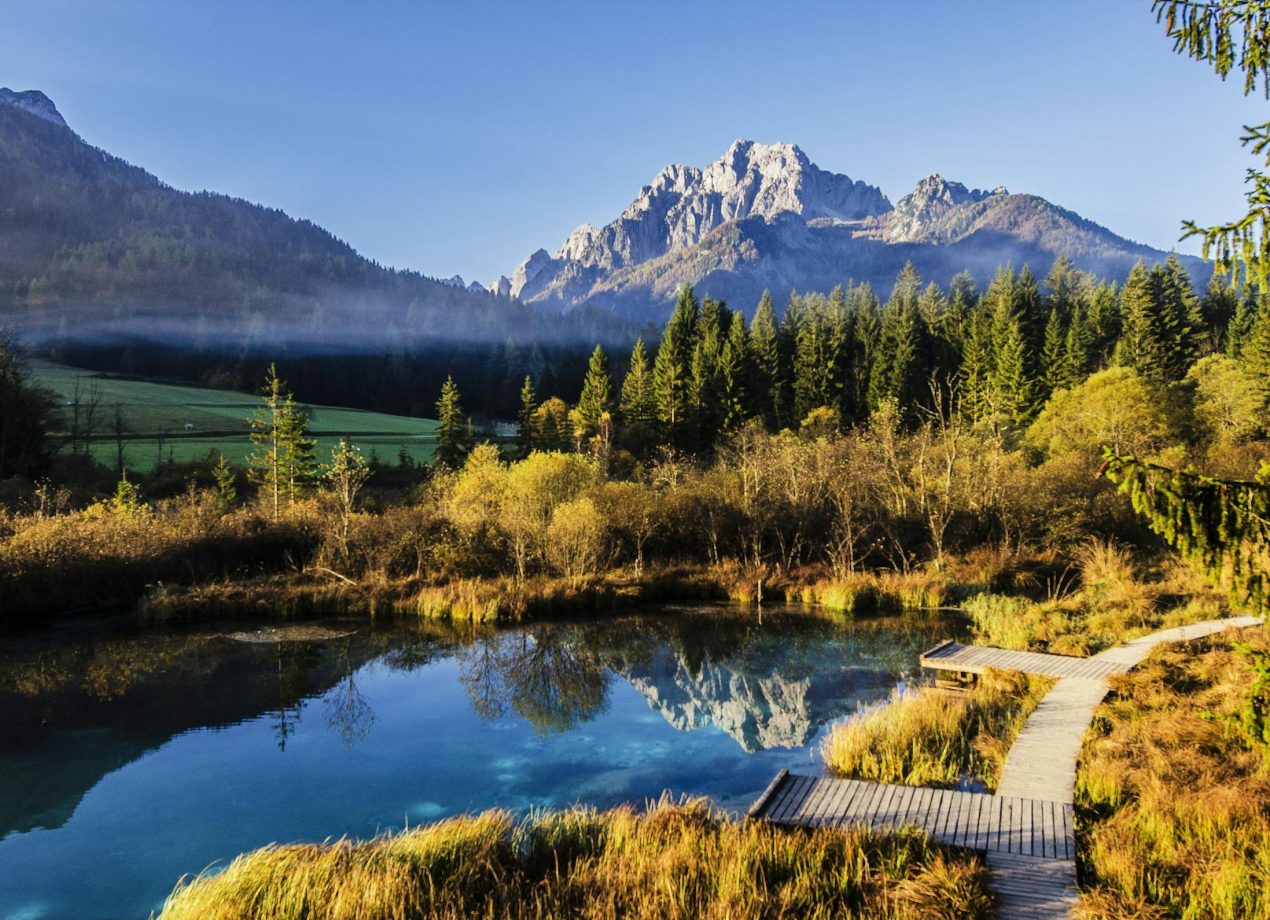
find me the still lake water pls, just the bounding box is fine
[0,606,961,920]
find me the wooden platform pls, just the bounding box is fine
[751,616,1263,918]
[919,640,1130,680]
[750,770,1075,859]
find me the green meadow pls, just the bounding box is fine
[29,360,440,471]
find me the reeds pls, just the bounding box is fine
[822,669,1051,790]
[799,571,951,614]
[156,797,993,920]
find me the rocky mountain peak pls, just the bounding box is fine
[882,173,996,243]
[555,223,599,261]
[0,89,68,129]
[503,140,892,291]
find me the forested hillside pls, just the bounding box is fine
[0,97,541,345]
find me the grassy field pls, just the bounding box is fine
[29,360,440,471]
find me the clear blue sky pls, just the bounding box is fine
[3,0,1265,285]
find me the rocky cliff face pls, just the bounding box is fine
[0,89,67,128]
[500,141,1199,322]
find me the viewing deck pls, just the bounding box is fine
[750,615,1262,918]
[919,640,1130,681]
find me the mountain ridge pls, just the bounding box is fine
[496,139,1204,321]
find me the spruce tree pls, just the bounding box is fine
[719,310,754,432]
[571,344,612,444]
[1115,260,1195,384]
[1061,304,1093,390]
[249,363,315,519]
[516,375,536,459]
[848,283,882,424]
[278,394,318,507]
[619,338,657,454]
[793,294,830,422]
[434,375,470,469]
[691,298,727,447]
[959,309,992,424]
[1040,306,1066,399]
[825,286,853,419]
[1241,299,1270,409]
[652,284,699,448]
[986,271,1036,429]
[750,290,785,428]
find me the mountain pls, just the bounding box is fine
[498,140,1205,321]
[0,88,622,355]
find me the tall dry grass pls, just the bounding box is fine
[1077,626,1270,919]
[157,798,994,920]
[822,669,1051,790]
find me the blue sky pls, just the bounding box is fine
[3,0,1265,285]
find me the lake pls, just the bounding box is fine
[0,606,961,920]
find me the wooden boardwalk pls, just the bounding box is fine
[750,615,1261,919]
[751,770,1075,859]
[919,640,1130,680]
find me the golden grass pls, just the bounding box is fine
[799,571,951,614]
[821,669,1051,790]
[156,798,993,920]
[1076,626,1270,919]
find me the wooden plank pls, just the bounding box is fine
[797,777,831,826]
[873,783,899,829]
[985,792,1005,853]
[747,768,789,818]
[818,778,848,827]
[834,780,867,828]
[847,780,882,828]
[769,775,808,823]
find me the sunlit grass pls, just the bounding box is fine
[156,798,994,920]
[821,669,1051,790]
[1076,626,1270,919]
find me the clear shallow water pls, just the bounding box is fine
[0,606,961,920]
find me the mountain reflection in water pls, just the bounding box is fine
[0,606,962,920]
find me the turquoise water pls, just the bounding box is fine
[0,607,959,920]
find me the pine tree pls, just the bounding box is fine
[571,344,612,445]
[1159,253,1205,375]
[793,294,830,422]
[278,393,318,507]
[986,273,1036,430]
[1115,260,1195,384]
[212,452,237,514]
[434,375,470,469]
[825,286,853,419]
[619,338,657,454]
[919,281,959,385]
[516,375,536,459]
[848,283,881,424]
[1060,303,1093,390]
[750,290,786,428]
[652,284,699,448]
[1040,306,1066,399]
[1015,265,1045,360]
[690,298,727,447]
[1043,254,1085,319]
[250,363,315,520]
[959,308,992,424]
[1087,281,1123,368]
[1226,288,1259,357]
[1241,299,1270,409]
[719,310,754,432]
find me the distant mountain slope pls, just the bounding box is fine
[0,88,623,352]
[497,141,1205,321]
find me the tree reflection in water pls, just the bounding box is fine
[323,642,375,748]
[458,626,610,734]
